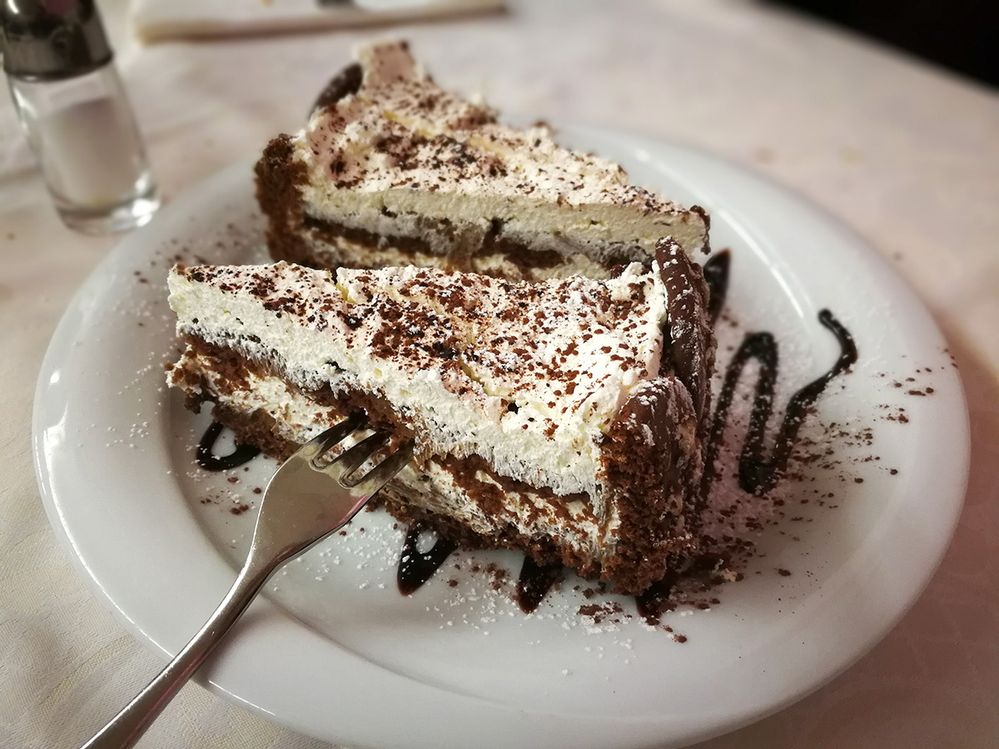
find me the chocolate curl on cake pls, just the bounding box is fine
[656,237,715,427]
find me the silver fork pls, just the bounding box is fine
[82,413,412,749]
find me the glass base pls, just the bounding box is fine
[56,189,161,235]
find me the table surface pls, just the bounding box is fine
[1,1,997,747]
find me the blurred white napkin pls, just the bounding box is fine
[131,0,504,42]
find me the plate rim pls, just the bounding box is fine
[33,124,971,749]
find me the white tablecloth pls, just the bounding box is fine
[1,1,996,747]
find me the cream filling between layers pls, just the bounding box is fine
[300,227,625,280]
[172,354,614,558]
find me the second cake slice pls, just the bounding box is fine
[166,239,713,593]
[256,41,710,280]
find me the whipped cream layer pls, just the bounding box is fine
[167,261,670,498]
[289,41,708,264]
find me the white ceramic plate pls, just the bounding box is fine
[34,126,969,749]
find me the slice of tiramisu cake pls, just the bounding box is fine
[256,41,709,280]
[167,239,713,593]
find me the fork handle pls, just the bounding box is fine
[81,555,277,749]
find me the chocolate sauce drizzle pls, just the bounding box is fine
[700,309,858,499]
[397,526,458,595]
[196,421,260,471]
[702,250,730,326]
[515,557,564,613]
[394,525,562,612]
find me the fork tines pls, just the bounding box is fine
[298,413,413,496]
